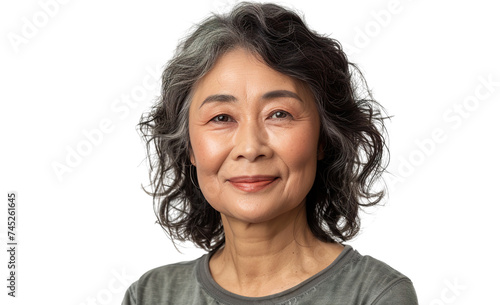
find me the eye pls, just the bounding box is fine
[210,114,233,123]
[270,110,292,119]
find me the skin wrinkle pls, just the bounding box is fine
[199,90,304,109]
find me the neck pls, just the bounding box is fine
[209,203,343,297]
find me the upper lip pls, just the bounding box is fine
[228,175,278,183]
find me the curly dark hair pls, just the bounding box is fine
[138,2,389,251]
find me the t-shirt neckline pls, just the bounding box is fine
[196,244,355,304]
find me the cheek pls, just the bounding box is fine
[273,124,319,196]
[275,124,320,167]
[190,129,229,183]
[288,142,319,183]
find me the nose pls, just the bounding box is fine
[231,119,273,162]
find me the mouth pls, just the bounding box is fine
[228,176,279,193]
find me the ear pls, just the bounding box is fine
[189,147,196,166]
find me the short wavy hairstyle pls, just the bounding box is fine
[139,2,389,251]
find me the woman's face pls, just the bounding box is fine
[189,48,321,224]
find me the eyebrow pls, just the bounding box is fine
[199,90,303,109]
[199,94,237,109]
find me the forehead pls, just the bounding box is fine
[190,48,314,107]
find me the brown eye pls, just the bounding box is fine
[211,114,232,122]
[270,111,291,119]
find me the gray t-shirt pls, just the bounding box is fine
[122,245,418,304]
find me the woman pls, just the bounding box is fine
[123,2,418,304]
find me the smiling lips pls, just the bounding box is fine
[228,176,278,192]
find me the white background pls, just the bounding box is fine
[1,0,499,304]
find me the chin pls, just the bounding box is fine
[221,201,303,225]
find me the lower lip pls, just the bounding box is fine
[229,178,278,193]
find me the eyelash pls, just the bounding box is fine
[269,110,292,120]
[210,114,234,123]
[209,110,293,123]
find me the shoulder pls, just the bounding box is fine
[347,250,409,284]
[324,246,418,304]
[354,253,417,304]
[121,255,207,305]
[138,257,199,285]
